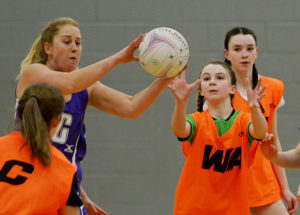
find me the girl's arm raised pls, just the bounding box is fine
[169,71,200,138]
[246,78,268,139]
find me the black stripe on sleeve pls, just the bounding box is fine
[66,173,83,206]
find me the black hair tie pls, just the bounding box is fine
[30,95,39,103]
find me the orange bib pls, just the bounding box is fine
[174,111,252,215]
[0,131,77,215]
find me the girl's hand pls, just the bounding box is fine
[84,200,108,215]
[282,189,298,214]
[80,188,108,215]
[246,78,266,109]
[260,133,278,160]
[168,71,201,102]
[114,34,145,64]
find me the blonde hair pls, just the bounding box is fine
[17,17,79,80]
[17,83,65,165]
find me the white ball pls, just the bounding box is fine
[138,27,189,78]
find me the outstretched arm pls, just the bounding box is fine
[261,133,300,168]
[17,34,145,98]
[88,66,188,119]
[260,128,298,214]
[246,78,267,139]
[269,113,297,215]
[169,71,200,138]
[88,77,172,119]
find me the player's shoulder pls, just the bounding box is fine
[188,111,215,130]
[234,110,252,130]
[260,75,284,88]
[24,63,48,73]
[51,145,67,159]
[50,145,75,169]
[0,134,10,149]
[189,110,209,120]
[236,110,251,118]
[0,132,22,144]
[0,132,25,153]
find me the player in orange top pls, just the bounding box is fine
[169,60,267,215]
[223,26,297,215]
[0,83,82,215]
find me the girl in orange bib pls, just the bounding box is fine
[0,83,82,215]
[224,27,297,215]
[169,61,267,215]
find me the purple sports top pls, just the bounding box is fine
[51,90,88,185]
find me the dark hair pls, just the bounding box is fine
[16,83,65,165]
[197,60,236,112]
[224,26,264,113]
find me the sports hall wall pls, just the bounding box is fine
[1,0,300,214]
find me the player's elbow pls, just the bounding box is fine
[125,111,142,119]
[115,107,142,119]
[123,101,145,119]
[257,133,266,140]
[254,128,267,140]
[131,114,141,119]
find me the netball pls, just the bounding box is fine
[138,27,189,78]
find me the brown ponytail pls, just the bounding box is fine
[17,83,64,165]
